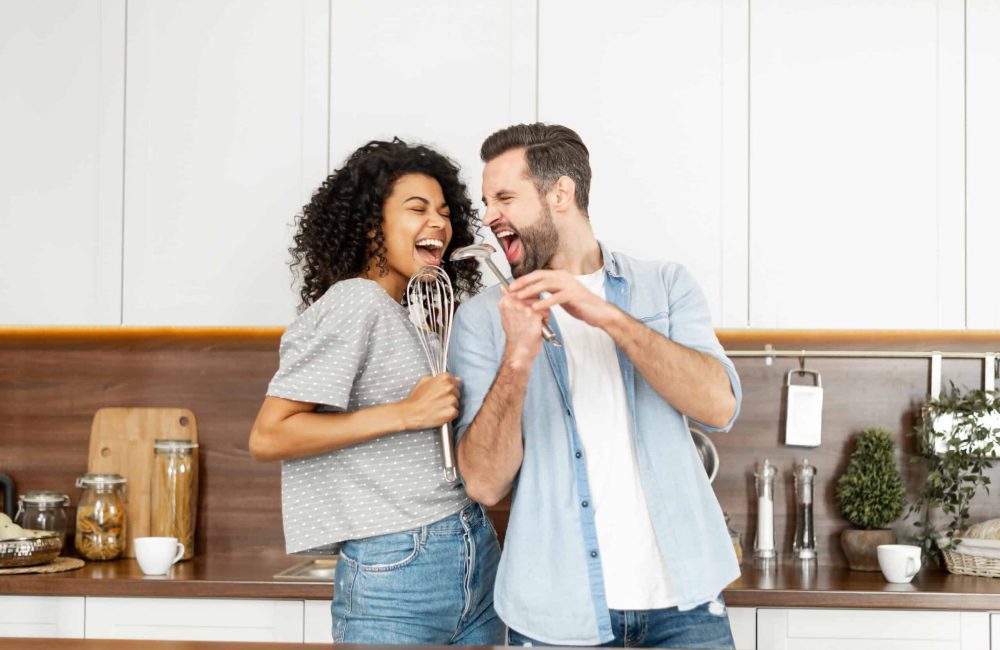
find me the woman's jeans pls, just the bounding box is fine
[332,502,504,644]
[508,597,735,649]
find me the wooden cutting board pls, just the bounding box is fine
[87,407,198,558]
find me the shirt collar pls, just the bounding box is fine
[597,240,622,278]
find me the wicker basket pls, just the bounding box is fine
[942,547,1000,577]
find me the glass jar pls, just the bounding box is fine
[151,439,198,560]
[15,491,70,543]
[74,473,127,561]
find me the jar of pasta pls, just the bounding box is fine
[151,439,198,560]
[74,474,127,561]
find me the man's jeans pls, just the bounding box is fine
[331,501,504,644]
[508,597,735,649]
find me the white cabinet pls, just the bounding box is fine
[728,606,756,650]
[0,595,85,638]
[966,0,1000,329]
[84,596,303,642]
[0,0,125,326]
[328,0,536,285]
[748,0,966,329]
[303,599,333,643]
[537,0,749,327]
[120,0,329,326]
[757,608,989,650]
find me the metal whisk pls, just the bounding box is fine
[405,265,458,483]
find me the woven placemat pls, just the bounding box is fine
[0,557,85,575]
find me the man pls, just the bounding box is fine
[448,123,742,648]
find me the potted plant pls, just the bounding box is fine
[910,384,1000,564]
[836,428,906,571]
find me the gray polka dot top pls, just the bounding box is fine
[267,278,469,554]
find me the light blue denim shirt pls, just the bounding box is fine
[447,243,742,646]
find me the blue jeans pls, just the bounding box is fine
[508,597,735,649]
[332,502,504,644]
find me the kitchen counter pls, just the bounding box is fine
[0,555,333,599]
[5,556,1000,610]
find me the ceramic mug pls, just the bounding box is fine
[877,544,922,584]
[134,536,185,576]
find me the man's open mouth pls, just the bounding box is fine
[415,238,445,266]
[494,228,521,264]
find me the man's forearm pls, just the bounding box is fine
[604,309,736,428]
[458,356,530,506]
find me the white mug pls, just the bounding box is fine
[134,536,185,576]
[877,544,922,584]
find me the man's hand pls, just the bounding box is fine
[510,270,621,330]
[498,290,546,366]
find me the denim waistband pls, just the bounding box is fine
[421,501,485,535]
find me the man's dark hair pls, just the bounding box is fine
[480,123,591,213]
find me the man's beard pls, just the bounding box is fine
[511,202,559,278]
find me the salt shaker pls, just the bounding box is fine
[754,459,777,567]
[792,459,817,561]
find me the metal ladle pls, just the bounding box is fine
[450,243,561,347]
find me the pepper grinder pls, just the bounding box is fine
[792,458,817,561]
[754,459,777,568]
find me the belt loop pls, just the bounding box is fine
[419,526,428,546]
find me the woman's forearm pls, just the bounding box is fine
[249,398,407,461]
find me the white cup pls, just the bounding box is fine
[134,536,185,576]
[877,544,922,584]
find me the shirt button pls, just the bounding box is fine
[581,501,588,508]
[575,451,582,459]
[590,551,598,558]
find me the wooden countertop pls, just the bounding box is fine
[0,555,333,600]
[5,556,1000,610]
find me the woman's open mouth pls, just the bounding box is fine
[415,238,445,266]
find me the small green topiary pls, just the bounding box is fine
[836,428,906,529]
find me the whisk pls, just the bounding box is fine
[405,265,458,483]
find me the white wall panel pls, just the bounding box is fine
[749,0,965,328]
[537,0,749,327]
[0,0,124,325]
[967,0,1000,329]
[122,0,329,325]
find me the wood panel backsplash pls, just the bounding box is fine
[1,328,998,565]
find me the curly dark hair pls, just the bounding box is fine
[290,138,482,309]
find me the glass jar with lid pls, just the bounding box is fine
[151,439,198,560]
[15,491,71,543]
[74,473,127,561]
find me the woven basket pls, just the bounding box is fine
[942,548,1000,577]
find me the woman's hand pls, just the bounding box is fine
[400,373,461,430]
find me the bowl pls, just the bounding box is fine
[690,427,720,484]
[0,531,63,568]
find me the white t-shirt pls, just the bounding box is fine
[551,269,677,610]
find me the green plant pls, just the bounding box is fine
[835,428,905,529]
[910,384,1000,563]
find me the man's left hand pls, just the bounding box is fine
[510,270,620,330]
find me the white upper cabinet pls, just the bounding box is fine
[0,0,125,325]
[328,0,536,282]
[536,0,750,327]
[121,0,329,325]
[967,0,1000,329]
[748,0,966,328]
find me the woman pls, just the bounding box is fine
[249,139,502,645]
